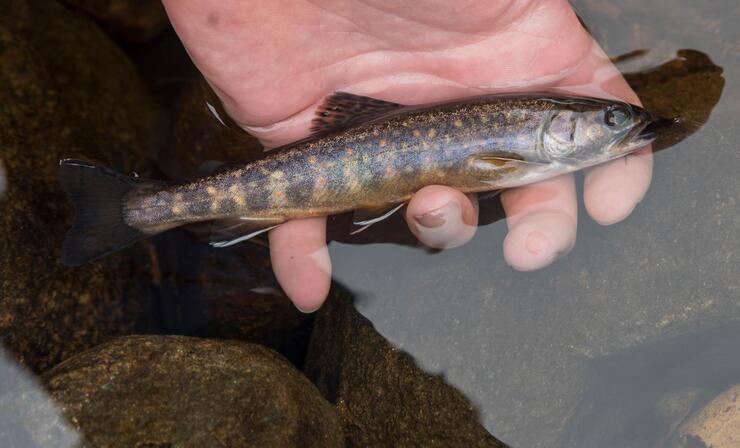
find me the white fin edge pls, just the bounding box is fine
[352,203,405,227]
[210,225,279,248]
[349,203,406,235]
[206,102,226,126]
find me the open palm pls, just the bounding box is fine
[163,0,652,311]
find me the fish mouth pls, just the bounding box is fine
[638,116,676,141]
[618,116,676,153]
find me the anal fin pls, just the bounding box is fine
[209,217,282,248]
[350,203,405,235]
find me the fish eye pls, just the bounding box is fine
[604,106,629,128]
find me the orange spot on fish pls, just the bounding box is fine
[454,119,463,128]
[427,128,437,138]
[308,156,318,164]
[318,176,327,185]
[413,130,422,138]
[345,147,354,155]
[385,167,394,176]
[343,168,351,178]
[274,191,284,198]
[379,139,387,147]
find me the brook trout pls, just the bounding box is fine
[59,92,665,265]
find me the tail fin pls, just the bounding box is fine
[58,159,154,266]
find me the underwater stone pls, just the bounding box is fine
[0,0,157,373]
[40,336,343,447]
[304,286,507,448]
[165,80,266,178]
[673,382,740,448]
[61,0,169,43]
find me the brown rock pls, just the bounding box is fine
[304,285,507,447]
[39,336,343,447]
[61,0,169,43]
[0,0,158,373]
[673,383,740,448]
[164,80,265,179]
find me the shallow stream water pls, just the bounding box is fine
[1,1,738,447]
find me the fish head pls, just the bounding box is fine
[540,98,660,166]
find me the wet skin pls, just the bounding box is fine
[162,0,653,312]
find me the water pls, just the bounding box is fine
[1,1,738,447]
[327,2,740,446]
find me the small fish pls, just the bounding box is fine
[58,92,668,266]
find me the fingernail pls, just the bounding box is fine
[412,201,475,250]
[414,201,456,229]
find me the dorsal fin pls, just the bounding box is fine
[310,92,403,137]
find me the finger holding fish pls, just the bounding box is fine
[493,40,655,272]
[501,174,578,271]
[584,145,653,225]
[405,186,479,250]
[269,217,331,313]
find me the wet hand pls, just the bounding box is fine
[163,0,652,312]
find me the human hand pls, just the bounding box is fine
[162,0,652,312]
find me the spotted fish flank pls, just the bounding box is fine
[58,92,664,265]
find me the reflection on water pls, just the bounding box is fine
[0,348,80,447]
[560,325,740,447]
[326,5,738,448]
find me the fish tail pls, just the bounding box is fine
[58,159,156,266]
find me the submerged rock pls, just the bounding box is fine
[672,383,740,448]
[0,0,157,372]
[0,347,82,448]
[61,0,169,43]
[304,286,507,448]
[38,336,343,447]
[164,80,265,178]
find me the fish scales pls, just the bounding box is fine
[58,93,658,265]
[127,98,611,228]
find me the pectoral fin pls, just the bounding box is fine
[210,217,282,248]
[469,153,548,187]
[350,203,406,235]
[475,153,547,166]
